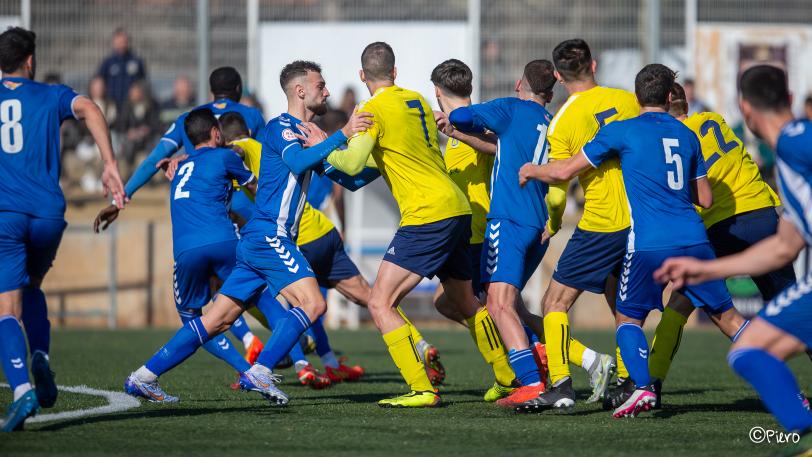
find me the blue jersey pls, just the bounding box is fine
[583,112,707,251]
[0,77,79,219]
[125,98,264,198]
[467,97,550,229]
[161,99,265,154]
[775,119,812,245]
[244,113,347,240]
[169,146,254,256]
[307,171,334,210]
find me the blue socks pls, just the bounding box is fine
[729,348,812,432]
[523,324,540,345]
[256,290,308,364]
[229,315,251,343]
[0,316,31,397]
[508,348,541,386]
[311,316,332,357]
[616,323,651,387]
[179,312,249,372]
[256,307,312,369]
[145,317,210,377]
[21,287,50,356]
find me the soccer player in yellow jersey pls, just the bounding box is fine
[517,39,640,409]
[322,42,515,407]
[642,82,795,401]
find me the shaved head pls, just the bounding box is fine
[361,41,395,82]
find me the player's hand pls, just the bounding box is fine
[653,257,709,289]
[434,110,454,136]
[295,122,328,147]
[102,161,128,209]
[156,154,188,180]
[518,163,540,187]
[341,107,374,138]
[541,227,552,245]
[94,204,120,233]
[230,144,246,159]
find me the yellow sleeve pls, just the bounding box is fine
[545,182,567,235]
[326,130,377,175]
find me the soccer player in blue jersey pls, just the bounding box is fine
[519,64,742,418]
[123,60,372,406]
[124,108,258,402]
[657,65,812,452]
[0,27,126,430]
[445,60,555,407]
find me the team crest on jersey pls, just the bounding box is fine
[282,128,297,141]
[213,102,227,110]
[450,139,460,148]
[3,81,22,90]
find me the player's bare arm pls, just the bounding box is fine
[655,217,806,288]
[518,151,591,186]
[434,109,497,155]
[690,175,713,209]
[73,95,127,209]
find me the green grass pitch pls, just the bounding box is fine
[1,328,808,457]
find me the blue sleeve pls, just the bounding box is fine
[161,116,185,149]
[55,85,79,122]
[222,149,255,185]
[582,123,624,168]
[458,98,515,134]
[689,135,707,180]
[123,140,179,198]
[277,128,348,175]
[322,162,380,191]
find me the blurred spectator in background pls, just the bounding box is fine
[803,95,812,120]
[88,76,118,125]
[160,75,195,129]
[97,27,147,108]
[684,78,709,115]
[115,80,160,178]
[338,87,357,117]
[240,92,265,114]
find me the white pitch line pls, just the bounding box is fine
[1,383,141,425]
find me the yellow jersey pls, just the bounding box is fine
[357,85,471,226]
[547,86,639,232]
[444,138,494,244]
[682,112,780,228]
[230,137,334,245]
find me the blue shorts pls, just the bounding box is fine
[481,219,548,290]
[219,233,314,303]
[174,240,239,311]
[759,275,812,348]
[383,215,472,281]
[470,243,484,297]
[553,227,630,294]
[616,243,734,320]
[299,228,360,288]
[0,212,66,293]
[708,207,796,301]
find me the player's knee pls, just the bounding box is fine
[301,297,327,320]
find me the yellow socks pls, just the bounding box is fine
[397,306,425,348]
[649,306,688,380]
[616,346,629,380]
[466,307,515,386]
[543,311,571,384]
[383,324,434,393]
[568,336,586,367]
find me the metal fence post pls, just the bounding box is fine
[246,0,259,93]
[467,0,481,103]
[197,0,210,105]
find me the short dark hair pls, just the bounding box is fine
[361,42,395,82]
[523,59,556,102]
[635,64,676,108]
[668,82,689,117]
[0,27,35,74]
[209,66,242,101]
[552,39,592,82]
[219,111,249,143]
[805,95,812,107]
[430,59,473,98]
[316,109,349,135]
[184,108,219,146]
[279,60,322,91]
[739,65,790,111]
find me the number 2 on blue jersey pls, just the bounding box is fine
[700,119,738,168]
[0,99,23,154]
[405,99,431,147]
[174,162,195,200]
[662,138,683,190]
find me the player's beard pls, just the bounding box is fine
[310,100,328,116]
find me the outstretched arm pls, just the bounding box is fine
[519,152,592,186]
[654,217,805,288]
